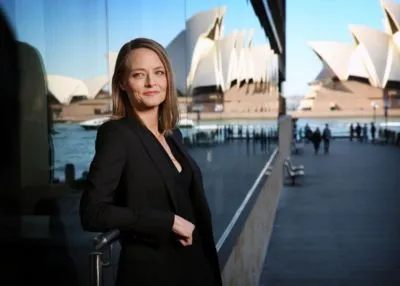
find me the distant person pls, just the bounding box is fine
[355,123,362,142]
[304,123,312,143]
[292,122,297,141]
[298,127,303,142]
[322,124,332,154]
[363,123,368,142]
[311,128,322,155]
[370,122,376,143]
[80,38,222,286]
[349,123,354,141]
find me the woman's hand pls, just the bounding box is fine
[172,215,195,246]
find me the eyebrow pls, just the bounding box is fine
[130,66,165,72]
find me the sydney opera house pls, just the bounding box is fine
[297,0,400,117]
[49,6,281,121]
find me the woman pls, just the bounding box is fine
[79,38,222,286]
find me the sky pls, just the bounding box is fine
[0,0,385,96]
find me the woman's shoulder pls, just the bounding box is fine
[100,116,139,132]
[97,117,142,146]
[98,118,126,134]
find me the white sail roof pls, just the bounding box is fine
[191,39,221,88]
[166,31,187,94]
[309,1,400,89]
[83,75,108,98]
[347,45,370,80]
[308,41,354,80]
[102,6,271,98]
[185,6,226,93]
[218,31,239,91]
[381,0,400,34]
[349,24,391,87]
[47,75,89,104]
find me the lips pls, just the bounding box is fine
[143,91,159,96]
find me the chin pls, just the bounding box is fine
[141,97,165,109]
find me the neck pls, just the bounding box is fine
[135,107,160,135]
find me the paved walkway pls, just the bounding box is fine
[259,140,400,286]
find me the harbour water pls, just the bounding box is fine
[52,116,400,181]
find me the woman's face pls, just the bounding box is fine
[122,48,167,111]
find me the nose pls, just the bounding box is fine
[145,73,155,86]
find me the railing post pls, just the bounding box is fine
[88,229,120,286]
[89,251,103,286]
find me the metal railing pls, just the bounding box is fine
[89,229,120,286]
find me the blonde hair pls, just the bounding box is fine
[111,38,179,133]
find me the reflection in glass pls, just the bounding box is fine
[2,0,280,234]
[0,0,280,284]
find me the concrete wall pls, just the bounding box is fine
[220,115,292,285]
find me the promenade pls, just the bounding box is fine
[259,140,400,285]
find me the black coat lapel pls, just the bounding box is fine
[122,117,178,211]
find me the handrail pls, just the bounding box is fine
[89,229,120,286]
[93,229,120,251]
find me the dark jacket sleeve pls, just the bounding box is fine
[80,120,174,243]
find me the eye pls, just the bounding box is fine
[155,70,165,76]
[132,73,145,79]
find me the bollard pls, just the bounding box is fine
[64,163,75,186]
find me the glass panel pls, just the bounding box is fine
[0,0,278,284]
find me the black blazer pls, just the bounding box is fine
[80,116,222,286]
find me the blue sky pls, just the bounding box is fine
[0,0,385,96]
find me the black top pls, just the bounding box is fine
[167,136,196,223]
